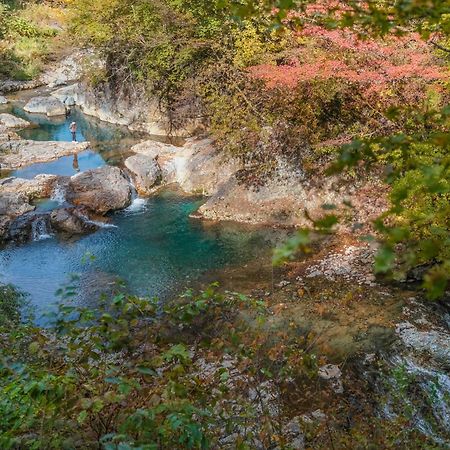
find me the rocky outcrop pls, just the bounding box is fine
[67,166,132,214]
[50,207,98,235]
[24,96,66,116]
[0,96,7,104]
[0,79,41,94]
[0,175,57,241]
[129,138,239,195]
[40,50,88,88]
[124,154,161,195]
[0,113,30,129]
[125,138,350,226]
[0,138,89,170]
[51,82,196,136]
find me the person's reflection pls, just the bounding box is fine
[73,153,80,172]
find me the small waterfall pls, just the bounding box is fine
[51,182,67,205]
[124,179,147,214]
[31,216,52,241]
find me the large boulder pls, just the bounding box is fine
[0,113,30,129]
[0,139,89,170]
[24,96,66,116]
[50,207,98,235]
[51,84,80,106]
[124,154,161,195]
[67,166,132,214]
[129,138,239,196]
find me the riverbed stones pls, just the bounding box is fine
[124,154,162,195]
[0,139,89,170]
[67,166,132,214]
[0,113,30,129]
[24,96,66,116]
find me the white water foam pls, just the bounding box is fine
[31,217,52,241]
[51,183,67,205]
[124,197,148,214]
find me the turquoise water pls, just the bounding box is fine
[0,100,277,319]
[2,106,135,179]
[0,191,274,318]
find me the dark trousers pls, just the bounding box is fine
[71,131,76,141]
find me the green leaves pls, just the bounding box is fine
[163,344,191,364]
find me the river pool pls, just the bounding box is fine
[0,100,279,319]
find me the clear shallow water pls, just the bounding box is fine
[0,97,278,320]
[1,102,139,179]
[0,191,275,319]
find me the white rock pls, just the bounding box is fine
[124,154,161,195]
[24,96,66,117]
[0,113,30,129]
[0,95,8,104]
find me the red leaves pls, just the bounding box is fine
[248,24,448,94]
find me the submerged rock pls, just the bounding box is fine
[24,96,66,117]
[67,166,132,214]
[124,154,162,195]
[0,113,30,129]
[0,139,89,170]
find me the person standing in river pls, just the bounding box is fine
[69,121,77,142]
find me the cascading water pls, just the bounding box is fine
[51,182,67,205]
[124,179,147,214]
[31,216,52,241]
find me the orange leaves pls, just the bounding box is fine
[248,24,448,94]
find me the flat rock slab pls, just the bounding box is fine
[0,139,89,170]
[67,166,132,214]
[0,113,30,129]
[24,96,66,116]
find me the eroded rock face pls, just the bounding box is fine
[40,50,88,88]
[0,139,89,170]
[197,173,341,226]
[50,207,98,235]
[129,138,239,196]
[124,154,162,195]
[24,96,66,116]
[67,166,132,214]
[0,113,30,129]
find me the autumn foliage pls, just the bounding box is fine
[248,25,448,94]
